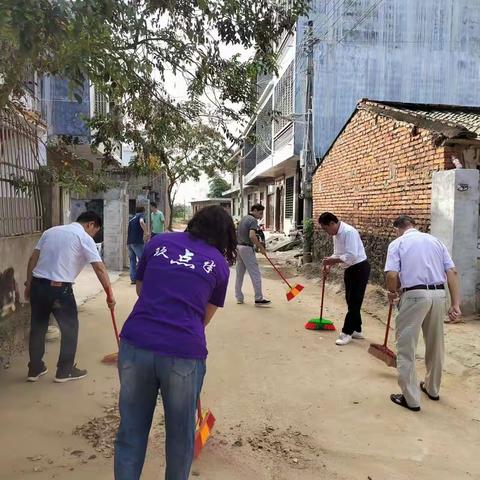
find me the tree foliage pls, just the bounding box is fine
[1,0,307,122]
[208,176,231,198]
[94,97,233,230]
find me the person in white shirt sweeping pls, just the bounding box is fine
[319,212,371,346]
[385,215,461,412]
[24,211,115,383]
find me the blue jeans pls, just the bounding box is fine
[114,341,206,480]
[128,243,144,282]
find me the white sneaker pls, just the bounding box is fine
[352,331,364,339]
[336,333,353,346]
[236,299,244,304]
[46,325,60,342]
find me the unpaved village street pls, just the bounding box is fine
[1,261,479,480]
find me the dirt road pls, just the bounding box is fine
[1,265,479,480]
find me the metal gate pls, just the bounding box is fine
[0,111,43,236]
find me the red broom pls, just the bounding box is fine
[264,254,304,301]
[194,399,216,458]
[368,304,397,367]
[101,299,120,364]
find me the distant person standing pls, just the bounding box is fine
[24,211,115,383]
[385,215,461,412]
[319,212,370,346]
[235,204,271,306]
[128,206,148,285]
[150,201,165,236]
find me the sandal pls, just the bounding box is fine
[420,382,439,401]
[390,394,420,412]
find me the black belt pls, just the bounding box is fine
[33,277,72,287]
[403,284,445,292]
[238,243,253,247]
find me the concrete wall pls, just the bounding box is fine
[102,184,129,271]
[295,0,480,157]
[431,169,479,314]
[0,234,41,368]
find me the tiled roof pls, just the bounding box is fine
[361,100,480,137]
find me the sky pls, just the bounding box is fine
[160,42,249,204]
[119,30,250,205]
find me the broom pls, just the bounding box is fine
[194,398,216,458]
[368,304,397,367]
[305,269,335,330]
[101,293,119,364]
[264,254,304,301]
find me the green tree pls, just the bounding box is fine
[208,176,231,198]
[101,98,234,231]
[0,0,307,120]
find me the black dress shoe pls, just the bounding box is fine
[390,394,420,412]
[420,382,440,401]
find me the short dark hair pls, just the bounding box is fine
[150,201,157,208]
[251,203,265,212]
[186,205,237,265]
[318,212,339,225]
[136,206,145,214]
[76,211,102,228]
[393,215,416,229]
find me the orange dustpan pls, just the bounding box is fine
[264,254,304,301]
[194,399,215,458]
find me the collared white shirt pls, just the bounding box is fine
[333,222,367,267]
[384,228,455,288]
[33,222,102,283]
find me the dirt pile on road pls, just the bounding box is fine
[73,405,120,458]
[212,423,323,470]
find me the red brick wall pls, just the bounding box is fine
[312,108,450,281]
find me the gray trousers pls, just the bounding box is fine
[395,289,446,407]
[235,245,263,301]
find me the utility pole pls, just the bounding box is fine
[301,20,315,263]
[239,146,244,217]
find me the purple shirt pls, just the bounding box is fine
[120,232,230,359]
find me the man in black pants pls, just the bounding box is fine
[319,212,370,346]
[24,211,115,383]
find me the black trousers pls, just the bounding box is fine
[29,277,78,373]
[343,260,370,335]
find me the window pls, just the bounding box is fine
[256,99,273,163]
[274,61,294,135]
[94,88,108,117]
[285,176,294,218]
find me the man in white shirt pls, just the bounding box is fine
[319,212,370,346]
[24,211,116,383]
[385,215,461,412]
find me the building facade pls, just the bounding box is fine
[0,74,47,366]
[312,99,480,311]
[232,0,480,235]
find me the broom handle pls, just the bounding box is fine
[383,304,393,347]
[110,308,120,347]
[320,271,327,319]
[197,398,203,423]
[265,254,293,289]
[105,288,120,347]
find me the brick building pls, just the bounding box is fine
[312,100,480,283]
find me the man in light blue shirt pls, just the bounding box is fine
[385,215,461,412]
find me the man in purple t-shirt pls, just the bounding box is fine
[114,206,236,480]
